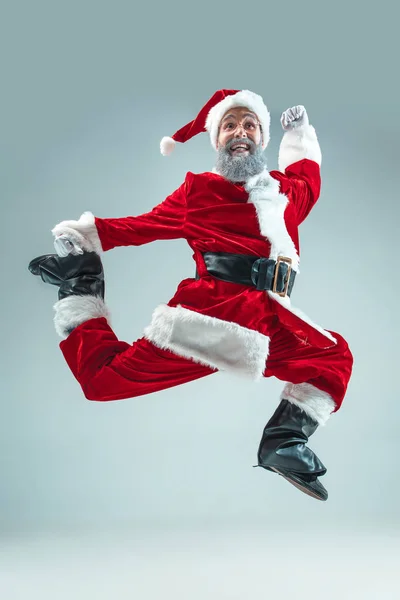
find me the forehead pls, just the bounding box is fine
[221,106,258,121]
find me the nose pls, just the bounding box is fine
[234,123,247,138]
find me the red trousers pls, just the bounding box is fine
[60,317,353,411]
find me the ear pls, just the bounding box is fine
[216,126,222,150]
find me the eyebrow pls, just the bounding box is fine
[221,112,257,122]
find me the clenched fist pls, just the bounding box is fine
[280,105,309,131]
[51,212,100,257]
[54,234,84,257]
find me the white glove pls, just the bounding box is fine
[51,211,100,257]
[280,105,309,131]
[53,234,84,257]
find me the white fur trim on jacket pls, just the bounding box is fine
[268,295,337,344]
[205,90,270,150]
[278,123,322,172]
[53,295,110,339]
[245,168,336,345]
[144,304,270,379]
[281,382,336,426]
[245,170,300,271]
[51,211,103,255]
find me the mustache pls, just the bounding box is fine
[225,137,257,154]
[215,139,266,183]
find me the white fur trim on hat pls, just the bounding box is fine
[205,90,270,150]
[160,136,176,156]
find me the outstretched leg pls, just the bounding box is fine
[29,252,216,401]
[60,319,216,401]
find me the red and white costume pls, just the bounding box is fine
[52,90,353,426]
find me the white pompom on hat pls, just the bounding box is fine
[160,89,270,155]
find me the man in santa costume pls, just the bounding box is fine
[29,89,353,501]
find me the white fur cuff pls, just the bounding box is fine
[278,124,322,172]
[281,382,336,426]
[51,211,103,254]
[53,295,111,339]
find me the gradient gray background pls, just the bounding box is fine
[1,1,399,598]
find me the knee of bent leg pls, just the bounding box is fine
[80,367,123,402]
[80,362,142,402]
[81,379,110,402]
[331,331,354,373]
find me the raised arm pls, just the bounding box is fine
[52,182,187,255]
[278,105,322,224]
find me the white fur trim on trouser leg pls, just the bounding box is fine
[53,295,111,339]
[51,211,103,254]
[281,382,336,426]
[278,124,322,172]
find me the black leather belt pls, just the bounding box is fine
[196,251,296,297]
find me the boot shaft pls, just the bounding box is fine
[264,399,319,439]
[258,399,326,477]
[29,252,105,300]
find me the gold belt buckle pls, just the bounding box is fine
[273,256,292,297]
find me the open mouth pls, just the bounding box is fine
[230,143,250,154]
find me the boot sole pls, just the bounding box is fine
[270,467,328,501]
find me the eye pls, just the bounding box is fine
[245,121,256,130]
[224,122,234,130]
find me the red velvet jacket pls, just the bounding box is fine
[93,159,336,361]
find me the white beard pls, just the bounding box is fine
[215,140,266,182]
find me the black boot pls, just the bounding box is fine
[28,252,104,300]
[256,399,328,501]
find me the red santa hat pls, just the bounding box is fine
[160,89,270,156]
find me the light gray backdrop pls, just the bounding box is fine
[1,1,399,598]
